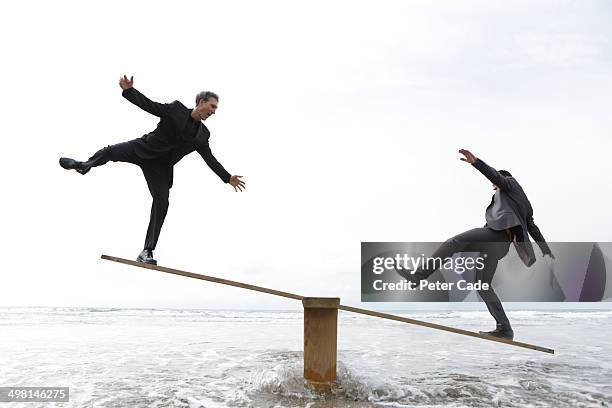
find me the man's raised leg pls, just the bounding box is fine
[59,140,140,175]
[397,227,501,282]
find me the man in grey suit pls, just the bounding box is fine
[397,149,554,340]
[59,75,246,265]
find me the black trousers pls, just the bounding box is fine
[84,141,171,251]
[417,227,513,329]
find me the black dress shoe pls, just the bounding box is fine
[59,157,91,175]
[137,249,157,265]
[479,327,514,340]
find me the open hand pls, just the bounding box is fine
[459,149,477,164]
[119,75,134,90]
[229,175,245,192]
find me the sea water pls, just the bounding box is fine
[1,308,611,407]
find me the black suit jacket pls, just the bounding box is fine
[472,158,552,266]
[122,87,231,184]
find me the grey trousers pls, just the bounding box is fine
[417,227,513,329]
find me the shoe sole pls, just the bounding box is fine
[60,158,89,175]
[59,158,74,170]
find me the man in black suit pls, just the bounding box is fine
[397,149,554,340]
[59,75,245,265]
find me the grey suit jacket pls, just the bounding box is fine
[472,158,552,266]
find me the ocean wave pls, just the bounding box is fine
[230,353,612,407]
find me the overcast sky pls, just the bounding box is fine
[1,0,611,311]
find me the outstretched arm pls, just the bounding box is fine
[119,75,173,117]
[459,148,512,191]
[197,141,245,191]
[461,149,554,259]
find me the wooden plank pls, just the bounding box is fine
[101,254,554,354]
[338,305,554,354]
[100,254,303,301]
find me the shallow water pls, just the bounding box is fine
[1,308,611,407]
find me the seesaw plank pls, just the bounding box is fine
[101,254,554,354]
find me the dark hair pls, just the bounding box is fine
[195,91,219,105]
[499,170,512,177]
